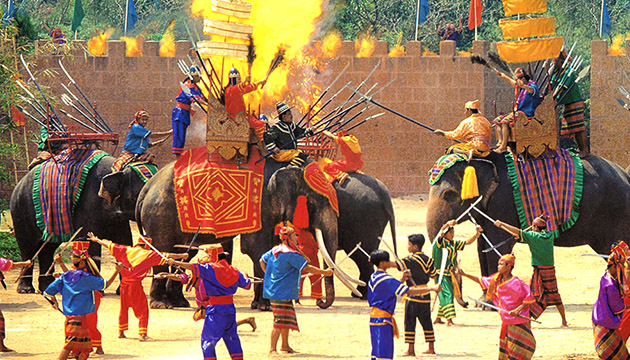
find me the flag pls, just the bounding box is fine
[125,0,137,33]
[417,0,429,25]
[10,104,24,127]
[71,0,85,32]
[601,0,612,37]
[2,0,15,27]
[468,0,482,30]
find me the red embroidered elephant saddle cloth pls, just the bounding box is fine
[33,148,108,242]
[303,162,339,215]
[504,148,583,235]
[174,146,264,237]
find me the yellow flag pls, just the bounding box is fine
[499,17,555,40]
[502,0,547,16]
[496,37,563,63]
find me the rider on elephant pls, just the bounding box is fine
[434,99,492,160]
[224,67,267,143]
[550,51,589,158]
[493,68,541,154]
[87,233,188,341]
[321,130,364,185]
[494,215,568,327]
[263,102,312,167]
[433,219,482,326]
[171,66,207,157]
[111,109,172,172]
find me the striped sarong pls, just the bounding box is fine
[529,266,563,320]
[64,315,92,357]
[270,300,299,331]
[560,100,585,136]
[593,324,630,360]
[436,276,456,320]
[499,323,536,360]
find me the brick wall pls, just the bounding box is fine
[21,39,517,196]
[590,40,630,165]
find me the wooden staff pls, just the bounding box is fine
[16,239,50,283]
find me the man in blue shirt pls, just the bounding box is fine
[44,246,106,360]
[112,109,172,172]
[368,250,440,360]
[172,67,207,157]
[260,223,333,355]
[493,67,541,153]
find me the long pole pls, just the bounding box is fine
[124,0,129,37]
[414,0,420,41]
[600,0,605,38]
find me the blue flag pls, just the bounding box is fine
[2,0,15,27]
[125,0,137,33]
[601,0,612,37]
[417,0,429,25]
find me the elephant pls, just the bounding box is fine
[426,151,630,278]
[10,155,149,293]
[135,158,342,310]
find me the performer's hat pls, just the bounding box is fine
[275,222,296,240]
[446,23,455,30]
[259,114,268,122]
[514,67,525,78]
[609,241,629,267]
[499,254,515,266]
[276,101,291,116]
[532,214,548,229]
[71,240,90,263]
[228,67,240,86]
[196,244,224,264]
[189,65,201,76]
[464,100,480,110]
[135,109,149,120]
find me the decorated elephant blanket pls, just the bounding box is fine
[505,148,583,236]
[173,146,264,237]
[127,162,158,183]
[303,162,339,215]
[428,153,468,185]
[33,148,109,242]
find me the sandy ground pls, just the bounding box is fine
[0,196,604,359]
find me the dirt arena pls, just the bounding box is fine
[0,196,603,359]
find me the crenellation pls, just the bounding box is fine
[374,41,388,56]
[439,41,456,58]
[174,40,193,58]
[407,41,422,57]
[143,41,160,57]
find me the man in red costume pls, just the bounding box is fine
[321,130,364,185]
[87,232,188,341]
[224,67,267,143]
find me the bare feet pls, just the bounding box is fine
[400,350,415,357]
[246,317,257,332]
[94,347,104,355]
[433,318,444,325]
[0,346,14,352]
[280,347,298,353]
[561,321,569,327]
[118,331,126,339]
[269,350,279,356]
[447,320,456,327]
[139,335,152,342]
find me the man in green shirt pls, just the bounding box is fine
[432,219,482,326]
[495,215,568,327]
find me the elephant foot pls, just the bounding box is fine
[17,282,35,294]
[38,276,54,293]
[250,300,259,310]
[256,299,271,312]
[150,296,190,309]
[150,298,173,309]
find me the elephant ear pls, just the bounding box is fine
[99,171,124,205]
[469,158,500,208]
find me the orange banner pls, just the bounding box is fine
[303,162,339,215]
[174,146,264,237]
[496,37,563,63]
[499,17,555,40]
[502,0,547,16]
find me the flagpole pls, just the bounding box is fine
[415,0,420,41]
[124,0,129,36]
[599,0,605,39]
[474,0,478,41]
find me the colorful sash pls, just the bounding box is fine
[33,149,108,242]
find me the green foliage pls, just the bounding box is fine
[0,232,21,261]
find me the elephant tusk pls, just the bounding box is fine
[315,229,364,297]
[313,229,366,287]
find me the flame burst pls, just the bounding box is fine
[320,30,342,58]
[121,36,144,57]
[191,0,333,119]
[422,47,437,56]
[609,34,627,56]
[159,20,176,57]
[458,49,471,57]
[388,32,405,57]
[355,33,376,58]
[88,29,114,56]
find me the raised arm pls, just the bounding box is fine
[87,232,112,248]
[465,225,483,245]
[493,220,520,238]
[457,267,482,285]
[105,263,123,289]
[497,72,517,87]
[166,258,193,271]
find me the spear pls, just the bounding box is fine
[617,98,630,111]
[179,82,208,114]
[555,65,590,105]
[43,227,84,276]
[299,82,351,128]
[21,55,65,131]
[16,83,64,132]
[15,105,46,127]
[60,94,102,132]
[619,86,630,101]
[58,109,98,133]
[178,59,211,102]
[60,84,108,132]
[332,59,381,118]
[15,238,50,283]
[296,62,350,127]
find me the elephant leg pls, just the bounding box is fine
[14,228,41,294]
[37,241,59,292]
[149,264,170,309]
[222,239,234,264]
[349,251,372,299]
[165,278,190,308]
[240,234,271,311]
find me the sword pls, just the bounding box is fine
[468,214,501,256]
[617,98,630,111]
[311,242,363,286]
[467,296,541,324]
[431,196,484,246]
[580,253,609,259]
[139,235,184,272]
[185,225,202,255]
[44,227,84,276]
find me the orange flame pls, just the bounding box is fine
[321,30,342,58]
[388,32,405,57]
[422,46,437,56]
[458,49,471,57]
[88,29,114,56]
[159,20,176,57]
[355,33,376,58]
[609,34,627,56]
[121,36,144,57]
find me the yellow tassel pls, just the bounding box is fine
[461,166,479,200]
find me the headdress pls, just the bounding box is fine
[228,67,240,86]
[499,254,515,267]
[464,100,480,110]
[275,222,296,241]
[276,101,291,117]
[129,109,149,128]
[609,241,629,268]
[71,240,101,278]
[486,254,516,301]
[189,65,201,76]
[259,114,269,122]
[532,214,548,229]
[514,67,525,78]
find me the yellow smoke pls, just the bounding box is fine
[88,29,114,56]
[121,36,144,57]
[159,20,176,57]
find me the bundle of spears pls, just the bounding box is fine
[15,55,118,147]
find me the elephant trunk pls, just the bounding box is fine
[317,276,335,309]
[314,227,337,309]
[426,187,457,241]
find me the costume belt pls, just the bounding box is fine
[176,102,192,111]
[402,284,428,303]
[207,294,233,305]
[370,307,399,338]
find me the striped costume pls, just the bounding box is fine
[400,252,437,345]
[368,270,409,360]
[593,272,629,359]
[432,237,466,320]
[0,258,13,345]
[263,121,308,166]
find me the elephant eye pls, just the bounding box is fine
[441,189,459,203]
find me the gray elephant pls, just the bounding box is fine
[11,155,148,293]
[427,151,630,277]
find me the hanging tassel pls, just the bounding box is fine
[293,195,309,229]
[461,166,479,200]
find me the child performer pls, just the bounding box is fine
[399,234,438,356]
[460,254,536,360]
[368,249,441,360]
